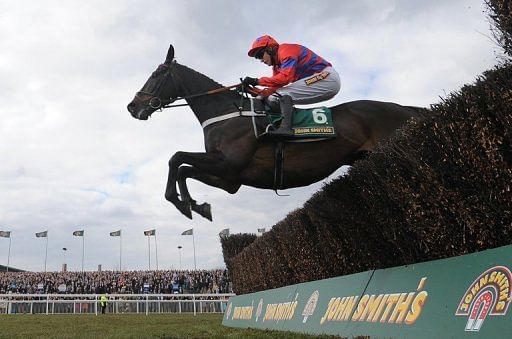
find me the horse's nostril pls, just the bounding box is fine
[127,103,135,113]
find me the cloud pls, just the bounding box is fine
[0,0,500,271]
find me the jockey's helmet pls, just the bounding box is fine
[248,35,279,57]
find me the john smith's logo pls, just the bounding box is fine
[255,298,264,322]
[302,290,319,323]
[455,266,512,332]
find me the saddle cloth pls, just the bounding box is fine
[265,106,336,139]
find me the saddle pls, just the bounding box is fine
[253,101,337,142]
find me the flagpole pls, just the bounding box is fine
[7,237,11,273]
[154,233,159,271]
[178,246,182,270]
[192,231,196,270]
[147,235,151,270]
[44,234,48,273]
[119,232,122,271]
[82,234,85,273]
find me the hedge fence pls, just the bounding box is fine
[221,0,512,295]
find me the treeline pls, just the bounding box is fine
[221,0,512,295]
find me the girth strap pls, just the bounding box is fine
[273,142,285,191]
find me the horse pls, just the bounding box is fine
[127,45,425,221]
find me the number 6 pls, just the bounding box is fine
[312,108,327,124]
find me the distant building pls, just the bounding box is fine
[0,265,24,272]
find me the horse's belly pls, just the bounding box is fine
[238,142,346,189]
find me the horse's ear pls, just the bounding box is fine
[165,45,175,64]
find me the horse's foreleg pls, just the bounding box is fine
[165,152,194,219]
[177,166,241,221]
[165,151,238,219]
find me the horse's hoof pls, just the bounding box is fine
[175,200,192,219]
[192,202,212,221]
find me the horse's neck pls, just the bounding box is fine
[174,63,243,124]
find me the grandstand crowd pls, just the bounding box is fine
[0,269,232,294]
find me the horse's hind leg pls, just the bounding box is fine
[177,166,241,221]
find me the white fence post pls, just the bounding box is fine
[46,295,49,315]
[95,295,98,316]
[193,294,196,316]
[145,295,149,316]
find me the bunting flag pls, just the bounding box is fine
[73,230,84,236]
[257,228,266,233]
[110,230,121,237]
[0,231,11,238]
[181,228,193,236]
[144,229,156,236]
[36,231,48,238]
[219,228,229,237]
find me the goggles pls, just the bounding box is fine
[254,48,266,60]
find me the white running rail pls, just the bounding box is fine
[0,293,234,315]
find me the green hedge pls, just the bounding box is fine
[488,0,512,57]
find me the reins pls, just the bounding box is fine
[161,83,242,109]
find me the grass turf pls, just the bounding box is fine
[0,314,337,338]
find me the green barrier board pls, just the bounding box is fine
[223,245,512,338]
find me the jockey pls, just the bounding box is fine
[244,35,341,137]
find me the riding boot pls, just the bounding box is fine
[267,95,294,138]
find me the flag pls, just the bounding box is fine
[110,230,121,237]
[181,228,193,236]
[144,229,156,236]
[0,231,11,238]
[73,230,84,236]
[257,228,266,233]
[219,228,229,237]
[36,231,48,238]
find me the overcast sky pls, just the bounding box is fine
[0,0,500,272]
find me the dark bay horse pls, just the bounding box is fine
[127,45,424,221]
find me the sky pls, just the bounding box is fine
[0,0,501,272]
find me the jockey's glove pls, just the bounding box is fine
[243,76,259,87]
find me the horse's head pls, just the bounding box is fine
[127,45,182,120]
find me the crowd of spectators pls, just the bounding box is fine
[0,269,232,294]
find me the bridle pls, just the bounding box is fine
[135,63,180,110]
[135,62,241,111]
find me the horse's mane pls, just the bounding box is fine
[174,61,224,91]
[173,61,242,117]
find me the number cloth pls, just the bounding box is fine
[267,107,335,138]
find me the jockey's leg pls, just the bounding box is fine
[265,67,341,137]
[266,95,294,137]
[274,66,341,105]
